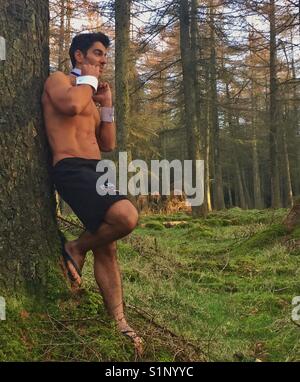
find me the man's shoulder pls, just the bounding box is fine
[44,71,70,88]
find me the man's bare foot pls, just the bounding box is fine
[65,241,86,272]
[61,240,87,287]
[117,317,144,357]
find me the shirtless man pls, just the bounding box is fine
[42,32,142,352]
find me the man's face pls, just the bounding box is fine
[75,41,108,75]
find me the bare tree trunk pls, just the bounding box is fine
[242,169,252,209]
[209,1,225,210]
[115,0,131,158]
[0,0,61,294]
[205,74,212,213]
[289,29,299,197]
[191,0,207,216]
[235,161,247,209]
[250,76,264,208]
[203,15,212,213]
[63,0,72,72]
[252,119,263,209]
[225,84,246,209]
[179,0,199,162]
[58,0,65,71]
[282,110,294,207]
[227,175,233,208]
[269,0,281,208]
[179,0,203,216]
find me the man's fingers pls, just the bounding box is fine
[81,64,100,77]
[98,82,109,91]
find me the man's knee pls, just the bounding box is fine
[105,200,139,233]
[118,208,139,234]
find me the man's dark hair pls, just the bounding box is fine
[69,32,110,68]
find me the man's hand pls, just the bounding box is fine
[93,82,112,107]
[81,64,100,79]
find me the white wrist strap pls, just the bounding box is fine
[76,75,98,92]
[101,107,115,123]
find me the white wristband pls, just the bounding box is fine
[101,107,115,123]
[76,75,98,92]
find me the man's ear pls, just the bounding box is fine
[74,49,84,64]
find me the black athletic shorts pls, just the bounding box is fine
[52,157,131,233]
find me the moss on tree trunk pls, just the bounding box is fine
[0,0,63,298]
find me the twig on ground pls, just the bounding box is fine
[47,313,102,361]
[220,256,230,273]
[126,303,207,358]
[57,215,84,230]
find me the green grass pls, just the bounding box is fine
[1,208,299,361]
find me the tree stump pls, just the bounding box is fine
[283,203,300,232]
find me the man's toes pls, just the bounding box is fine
[121,329,144,355]
[67,260,81,283]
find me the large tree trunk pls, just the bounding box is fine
[225,84,246,209]
[179,0,199,162]
[115,0,131,159]
[269,0,281,208]
[249,44,264,209]
[282,111,293,208]
[0,0,60,295]
[179,0,203,216]
[190,0,207,216]
[209,1,225,210]
[289,30,300,197]
[205,69,212,213]
[198,3,212,213]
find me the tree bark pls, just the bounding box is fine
[249,32,264,209]
[252,118,263,209]
[179,0,203,216]
[179,0,199,162]
[205,64,212,213]
[209,1,225,210]
[190,0,207,216]
[289,30,300,197]
[58,0,65,71]
[0,0,60,294]
[115,0,131,157]
[282,108,293,207]
[269,0,282,208]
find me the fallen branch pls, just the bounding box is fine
[163,221,188,228]
[47,313,102,361]
[57,215,84,230]
[126,303,207,358]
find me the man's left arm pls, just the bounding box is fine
[94,82,116,152]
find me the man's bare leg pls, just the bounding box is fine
[64,200,138,278]
[93,241,143,353]
[63,200,142,348]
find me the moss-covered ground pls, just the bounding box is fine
[1,208,299,361]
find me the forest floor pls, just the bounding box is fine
[1,208,300,361]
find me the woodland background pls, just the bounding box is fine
[50,0,300,213]
[0,0,299,362]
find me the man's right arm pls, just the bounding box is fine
[44,71,94,116]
